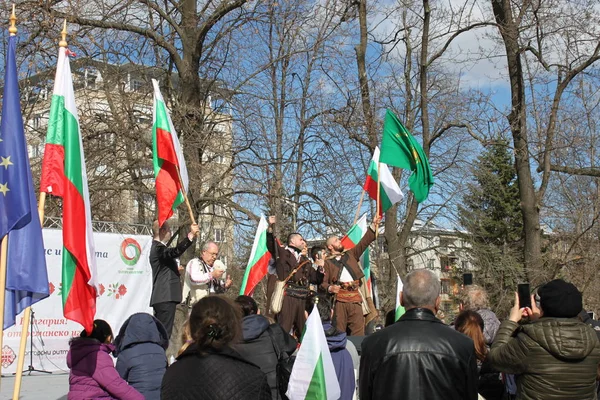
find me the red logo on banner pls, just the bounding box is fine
[107,283,127,299]
[99,283,105,296]
[2,346,16,368]
[49,282,55,295]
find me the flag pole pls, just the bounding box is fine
[0,5,19,390]
[12,191,46,400]
[375,161,381,238]
[0,234,8,388]
[353,190,365,225]
[176,166,196,226]
[12,15,53,400]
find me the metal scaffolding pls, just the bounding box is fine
[44,216,152,235]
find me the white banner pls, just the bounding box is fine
[1,229,153,374]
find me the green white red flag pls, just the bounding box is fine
[39,46,98,334]
[286,306,341,400]
[340,214,373,297]
[239,216,271,296]
[152,79,189,227]
[363,146,403,216]
[395,275,405,321]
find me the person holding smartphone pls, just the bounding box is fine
[487,279,600,399]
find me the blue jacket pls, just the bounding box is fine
[114,313,169,400]
[324,322,355,400]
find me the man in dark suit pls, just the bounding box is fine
[359,268,478,400]
[149,220,199,338]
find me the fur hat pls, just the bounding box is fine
[538,279,582,318]
[213,259,227,271]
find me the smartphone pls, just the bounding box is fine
[463,273,473,286]
[517,283,531,309]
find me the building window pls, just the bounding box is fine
[32,115,42,129]
[214,204,225,216]
[427,259,435,270]
[462,260,469,271]
[214,154,225,164]
[441,279,451,295]
[214,228,224,243]
[131,80,144,92]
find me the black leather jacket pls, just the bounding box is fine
[359,307,478,400]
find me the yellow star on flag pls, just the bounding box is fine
[0,182,9,196]
[0,156,13,169]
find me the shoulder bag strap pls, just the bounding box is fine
[283,259,311,284]
[265,325,283,360]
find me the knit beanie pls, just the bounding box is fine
[538,279,582,318]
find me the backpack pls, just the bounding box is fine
[266,325,296,400]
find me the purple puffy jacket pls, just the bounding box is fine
[67,338,144,400]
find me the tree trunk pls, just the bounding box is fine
[491,0,543,280]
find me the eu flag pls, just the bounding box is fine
[0,35,49,329]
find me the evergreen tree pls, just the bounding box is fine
[458,139,525,316]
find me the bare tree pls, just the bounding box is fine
[491,0,600,280]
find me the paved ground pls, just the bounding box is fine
[0,373,68,399]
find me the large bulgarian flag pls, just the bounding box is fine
[340,214,373,297]
[239,216,271,296]
[363,146,403,216]
[286,305,341,400]
[152,79,189,227]
[39,46,98,334]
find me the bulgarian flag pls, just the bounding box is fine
[152,79,189,227]
[239,216,271,296]
[286,305,341,400]
[340,214,373,297]
[395,275,405,321]
[39,46,98,334]
[363,146,403,216]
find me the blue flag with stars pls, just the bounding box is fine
[0,35,49,329]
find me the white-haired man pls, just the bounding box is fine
[183,241,232,306]
[360,269,478,400]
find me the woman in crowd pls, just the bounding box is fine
[67,319,143,400]
[161,295,271,400]
[455,310,504,400]
[306,295,355,400]
[114,312,169,400]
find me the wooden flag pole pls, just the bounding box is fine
[375,161,381,238]
[12,16,54,400]
[0,5,19,391]
[12,192,46,400]
[0,234,8,388]
[176,166,196,226]
[353,190,365,226]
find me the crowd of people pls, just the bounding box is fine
[64,218,600,399]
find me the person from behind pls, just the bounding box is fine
[114,313,169,400]
[161,295,271,400]
[462,284,501,345]
[488,279,600,399]
[234,295,297,399]
[359,269,478,400]
[67,319,144,400]
[150,220,199,338]
[455,310,504,400]
[306,294,356,400]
